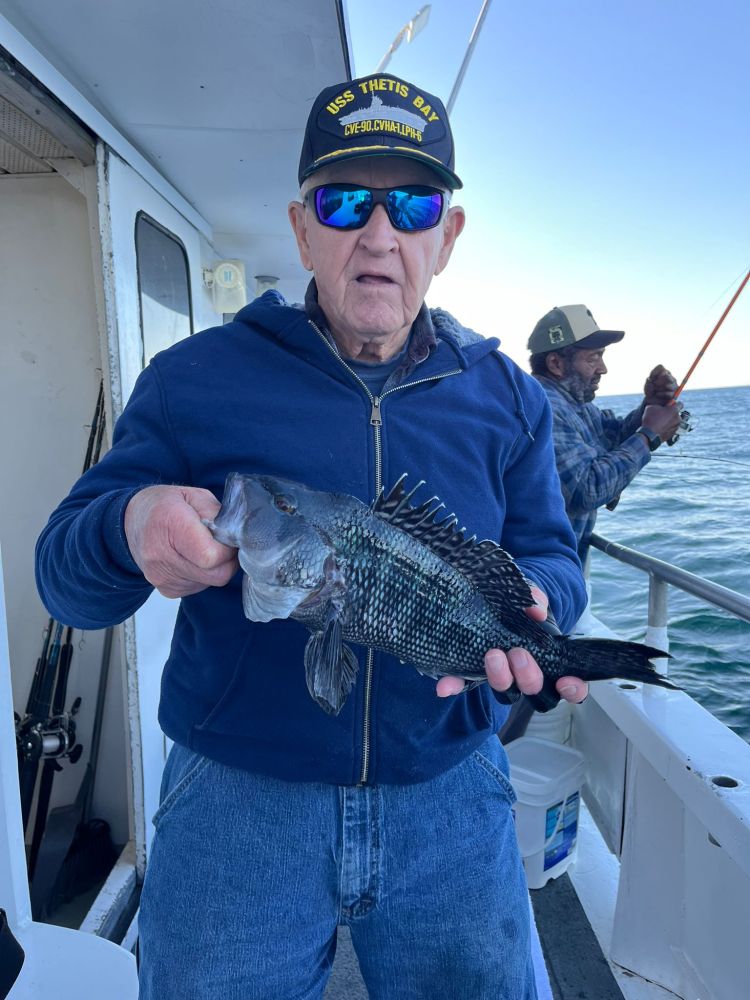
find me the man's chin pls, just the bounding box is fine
[347,305,406,341]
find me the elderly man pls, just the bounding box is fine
[529,304,682,564]
[36,74,587,999]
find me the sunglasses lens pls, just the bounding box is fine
[314,187,372,229]
[310,185,444,231]
[387,188,444,230]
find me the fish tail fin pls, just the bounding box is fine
[563,637,678,690]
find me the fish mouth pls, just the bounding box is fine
[209,473,250,546]
[223,471,249,510]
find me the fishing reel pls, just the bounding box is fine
[15,706,83,766]
[667,407,694,446]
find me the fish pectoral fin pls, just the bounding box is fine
[303,611,358,715]
[241,573,308,623]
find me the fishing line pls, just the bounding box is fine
[706,264,750,312]
[674,267,750,400]
[661,453,750,471]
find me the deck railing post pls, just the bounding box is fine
[646,574,670,675]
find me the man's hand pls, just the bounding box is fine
[124,485,239,598]
[641,403,682,442]
[643,365,678,406]
[436,586,589,704]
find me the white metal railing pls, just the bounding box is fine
[590,531,750,628]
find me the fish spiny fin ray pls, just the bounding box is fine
[373,477,534,613]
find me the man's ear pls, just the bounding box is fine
[434,205,466,275]
[288,200,314,271]
[545,352,566,378]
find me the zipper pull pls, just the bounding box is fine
[370,397,382,426]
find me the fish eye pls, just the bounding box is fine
[273,494,297,515]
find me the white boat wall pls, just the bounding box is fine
[1,4,749,999]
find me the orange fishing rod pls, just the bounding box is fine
[673,268,750,400]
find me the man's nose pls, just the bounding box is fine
[359,204,399,251]
[597,360,608,375]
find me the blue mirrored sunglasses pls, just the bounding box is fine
[306,184,445,232]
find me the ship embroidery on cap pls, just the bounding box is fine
[339,95,428,135]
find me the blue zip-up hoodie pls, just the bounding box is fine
[36,292,585,785]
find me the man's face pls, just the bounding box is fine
[288,158,465,361]
[556,347,608,403]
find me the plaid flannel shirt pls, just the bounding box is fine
[535,376,651,561]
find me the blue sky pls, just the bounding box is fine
[346,1,749,392]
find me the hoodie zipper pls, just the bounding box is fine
[309,320,461,784]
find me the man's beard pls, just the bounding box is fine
[558,369,598,404]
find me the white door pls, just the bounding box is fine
[95,145,215,868]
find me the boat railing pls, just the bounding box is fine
[590,532,750,655]
[570,532,750,998]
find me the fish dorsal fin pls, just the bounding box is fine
[373,476,534,615]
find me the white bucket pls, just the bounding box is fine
[506,737,585,890]
[523,699,573,744]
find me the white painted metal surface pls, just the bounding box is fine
[570,806,678,1000]
[0,0,351,283]
[570,611,750,1000]
[95,144,214,866]
[0,545,138,998]
[594,682,750,999]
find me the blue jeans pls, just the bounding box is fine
[138,737,536,999]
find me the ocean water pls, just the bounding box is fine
[587,385,750,742]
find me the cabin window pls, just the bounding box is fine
[135,213,193,366]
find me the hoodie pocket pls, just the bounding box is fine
[192,631,255,735]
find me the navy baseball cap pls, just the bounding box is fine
[528,305,625,354]
[298,73,462,190]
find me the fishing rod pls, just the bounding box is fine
[16,621,64,830]
[22,380,116,918]
[662,267,749,446]
[27,625,78,887]
[673,268,750,400]
[16,381,105,845]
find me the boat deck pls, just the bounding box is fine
[531,875,623,999]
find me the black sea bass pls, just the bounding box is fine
[205,473,676,715]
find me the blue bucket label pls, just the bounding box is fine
[543,791,580,871]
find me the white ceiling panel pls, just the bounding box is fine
[0,0,351,267]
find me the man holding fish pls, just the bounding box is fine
[37,74,591,998]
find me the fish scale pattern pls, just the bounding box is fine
[294,498,533,679]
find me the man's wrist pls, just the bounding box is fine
[636,425,661,452]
